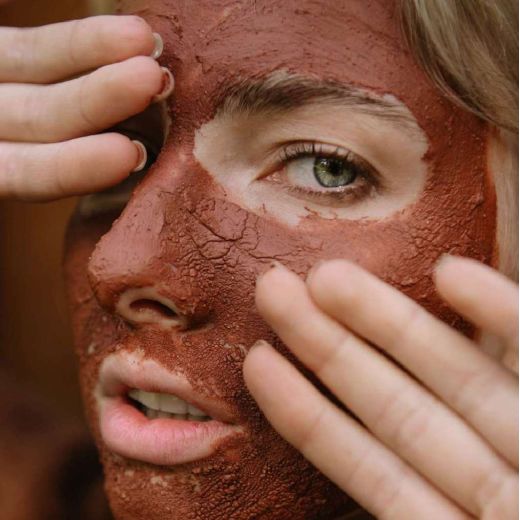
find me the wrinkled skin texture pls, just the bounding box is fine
[64,0,496,518]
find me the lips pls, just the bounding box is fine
[96,350,243,466]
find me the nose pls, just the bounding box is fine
[115,286,187,329]
[86,175,208,330]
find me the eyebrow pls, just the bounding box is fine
[217,72,418,127]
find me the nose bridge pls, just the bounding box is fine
[87,145,220,329]
[86,169,212,330]
[88,143,195,292]
[87,185,168,312]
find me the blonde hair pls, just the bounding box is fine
[400,0,518,133]
[400,0,519,282]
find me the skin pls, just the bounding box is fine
[63,0,501,519]
[0,15,169,200]
[246,258,518,518]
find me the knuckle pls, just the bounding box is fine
[313,334,351,380]
[450,366,501,423]
[0,145,19,197]
[342,443,409,519]
[477,470,518,518]
[76,74,100,132]
[386,301,426,356]
[20,89,41,140]
[291,406,328,455]
[370,467,408,519]
[372,388,434,453]
[17,27,38,77]
[50,144,73,197]
[66,19,84,69]
[4,28,28,75]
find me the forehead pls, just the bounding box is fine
[122,0,437,121]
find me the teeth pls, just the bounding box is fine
[188,404,207,417]
[156,411,172,419]
[159,394,188,415]
[128,389,211,421]
[146,408,159,419]
[129,389,159,410]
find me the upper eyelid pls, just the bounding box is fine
[276,141,382,182]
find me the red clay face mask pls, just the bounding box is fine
[64,1,496,518]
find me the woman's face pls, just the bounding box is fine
[64,1,496,518]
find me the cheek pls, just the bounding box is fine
[176,158,493,338]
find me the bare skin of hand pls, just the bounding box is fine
[0,15,174,201]
[244,256,519,519]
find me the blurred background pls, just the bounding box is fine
[0,0,115,423]
[0,1,115,518]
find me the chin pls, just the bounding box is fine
[74,348,357,519]
[99,439,357,520]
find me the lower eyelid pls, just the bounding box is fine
[265,174,372,208]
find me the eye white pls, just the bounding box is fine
[285,157,320,188]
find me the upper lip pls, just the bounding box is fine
[97,349,238,424]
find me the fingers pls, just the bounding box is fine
[0,16,159,83]
[306,260,518,466]
[0,133,144,201]
[435,256,519,353]
[255,265,516,516]
[0,56,170,143]
[243,342,470,520]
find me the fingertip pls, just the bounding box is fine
[306,259,353,300]
[116,15,157,57]
[84,133,137,189]
[248,339,273,356]
[254,263,297,316]
[243,340,276,389]
[121,55,165,98]
[88,16,156,66]
[433,254,479,289]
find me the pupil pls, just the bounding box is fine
[313,157,357,188]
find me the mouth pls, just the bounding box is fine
[128,388,213,421]
[96,350,243,466]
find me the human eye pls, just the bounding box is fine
[262,142,382,207]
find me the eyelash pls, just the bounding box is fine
[271,142,382,205]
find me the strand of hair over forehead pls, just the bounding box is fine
[400,0,518,134]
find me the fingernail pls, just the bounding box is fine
[151,32,164,59]
[132,140,147,172]
[306,259,326,284]
[153,67,174,102]
[270,260,288,271]
[256,261,287,282]
[249,339,271,352]
[435,253,457,270]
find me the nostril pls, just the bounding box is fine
[130,299,177,319]
[115,287,186,329]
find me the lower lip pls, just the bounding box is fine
[99,396,241,466]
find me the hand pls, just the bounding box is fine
[0,16,173,201]
[244,256,518,519]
